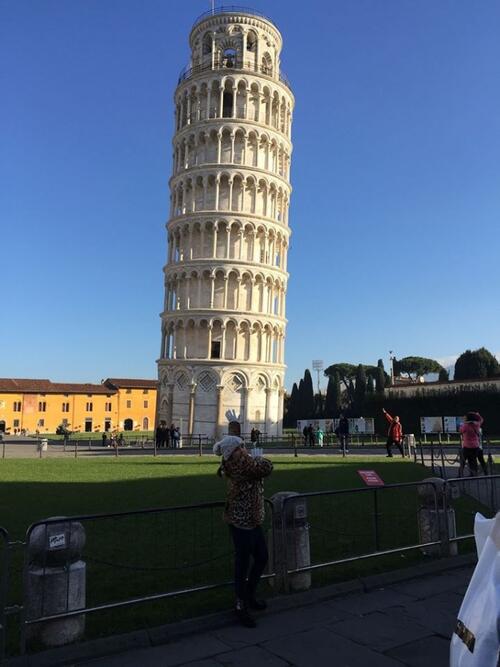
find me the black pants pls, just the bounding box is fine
[462,448,479,475]
[229,525,268,602]
[338,434,348,453]
[386,438,404,457]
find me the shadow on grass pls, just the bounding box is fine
[0,457,483,658]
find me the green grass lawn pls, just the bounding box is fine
[0,455,484,655]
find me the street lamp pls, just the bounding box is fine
[312,360,324,395]
[389,351,395,385]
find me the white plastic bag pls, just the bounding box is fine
[450,512,500,666]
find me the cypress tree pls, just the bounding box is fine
[354,364,367,413]
[348,379,355,408]
[367,375,375,393]
[325,372,341,417]
[376,358,386,392]
[303,369,315,419]
[287,382,299,426]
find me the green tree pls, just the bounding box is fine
[393,356,444,382]
[324,372,341,416]
[354,364,367,412]
[454,347,500,381]
[367,375,375,393]
[438,368,449,382]
[375,358,386,392]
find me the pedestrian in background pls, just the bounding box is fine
[335,413,349,454]
[382,409,404,457]
[459,412,483,476]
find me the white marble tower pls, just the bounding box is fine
[157,7,293,438]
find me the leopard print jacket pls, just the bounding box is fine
[220,448,273,529]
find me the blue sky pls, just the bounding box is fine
[2,0,499,390]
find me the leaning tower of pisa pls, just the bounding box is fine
[157,7,293,439]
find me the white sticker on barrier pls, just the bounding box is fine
[48,533,66,550]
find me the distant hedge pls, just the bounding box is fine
[363,388,500,435]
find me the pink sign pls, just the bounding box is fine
[357,470,384,487]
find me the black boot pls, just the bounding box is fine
[235,600,256,628]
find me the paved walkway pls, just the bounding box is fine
[79,565,472,667]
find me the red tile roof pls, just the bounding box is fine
[104,378,158,389]
[0,379,115,394]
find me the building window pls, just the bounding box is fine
[126,400,132,409]
[86,402,93,412]
[38,419,45,427]
[105,402,112,412]
[87,394,92,398]
[13,401,22,412]
[84,418,92,432]
[143,389,149,394]
[104,419,111,432]
[62,402,70,412]
[38,401,46,412]
[211,341,221,359]
[126,389,132,394]
[13,419,20,428]
[143,400,148,408]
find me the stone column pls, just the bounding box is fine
[216,385,225,438]
[188,382,196,435]
[243,386,252,434]
[212,222,218,257]
[209,275,215,307]
[223,276,228,310]
[216,130,222,163]
[207,324,213,359]
[265,387,272,436]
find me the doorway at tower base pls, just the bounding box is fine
[157,366,284,440]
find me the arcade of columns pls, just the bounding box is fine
[157,9,293,438]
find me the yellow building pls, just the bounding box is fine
[0,378,157,435]
[103,378,158,432]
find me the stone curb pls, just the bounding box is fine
[4,553,476,666]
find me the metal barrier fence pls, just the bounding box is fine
[0,527,9,659]
[2,476,500,656]
[19,500,275,654]
[413,439,497,479]
[280,481,440,589]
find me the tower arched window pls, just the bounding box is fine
[202,33,212,56]
[222,48,236,69]
[261,53,273,76]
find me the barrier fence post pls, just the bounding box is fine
[198,435,202,456]
[270,492,311,593]
[88,439,91,451]
[2,439,5,459]
[74,440,78,459]
[153,437,157,457]
[23,519,86,652]
[373,488,380,551]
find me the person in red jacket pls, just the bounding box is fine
[382,408,404,457]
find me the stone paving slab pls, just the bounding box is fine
[62,565,474,667]
[327,587,417,616]
[386,635,451,667]
[215,645,290,666]
[328,610,433,652]
[386,591,464,638]
[211,600,353,648]
[84,634,232,667]
[262,627,405,667]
